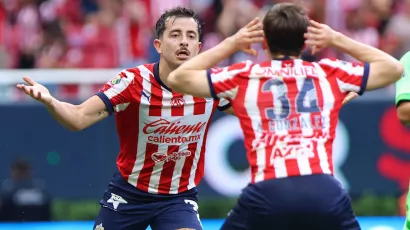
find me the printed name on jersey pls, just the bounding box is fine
[143,118,206,144]
[253,65,319,77]
[151,150,192,163]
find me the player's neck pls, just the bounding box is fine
[270,54,300,60]
[158,60,175,89]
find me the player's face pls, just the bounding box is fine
[155,17,202,67]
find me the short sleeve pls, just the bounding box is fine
[396,51,410,106]
[96,69,136,115]
[207,60,253,99]
[318,58,370,95]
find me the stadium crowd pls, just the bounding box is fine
[0,0,410,69]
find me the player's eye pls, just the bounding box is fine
[171,33,179,38]
[189,35,196,39]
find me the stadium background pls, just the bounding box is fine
[0,0,409,229]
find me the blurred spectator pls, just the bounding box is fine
[0,158,51,222]
[383,0,410,58]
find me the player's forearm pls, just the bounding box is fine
[332,32,395,64]
[332,32,402,76]
[45,98,84,131]
[178,38,237,71]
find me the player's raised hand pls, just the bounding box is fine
[16,77,53,105]
[342,92,358,105]
[304,20,339,55]
[228,17,264,56]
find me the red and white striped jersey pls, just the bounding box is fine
[208,58,369,183]
[97,62,230,194]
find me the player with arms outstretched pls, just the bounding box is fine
[16,7,233,230]
[168,3,403,230]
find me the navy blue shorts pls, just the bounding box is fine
[93,172,202,230]
[221,174,360,230]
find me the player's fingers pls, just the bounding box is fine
[247,30,264,38]
[245,17,260,28]
[309,20,322,28]
[304,40,321,47]
[23,76,37,86]
[307,26,321,34]
[248,22,263,32]
[244,48,258,56]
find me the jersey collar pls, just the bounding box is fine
[153,62,172,92]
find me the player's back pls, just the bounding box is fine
[226,58,368,183]
[211,58,368,230]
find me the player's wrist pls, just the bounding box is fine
[44,96,57,108]
[223,37,240,53]
[329,31,344,49]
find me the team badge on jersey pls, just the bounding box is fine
[171,97,185,107]
[110,75,122,85]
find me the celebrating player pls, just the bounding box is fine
[168,3,402,230]
[16,7,233,230]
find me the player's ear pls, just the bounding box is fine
[153,39,162,54]
[197,42,202,52]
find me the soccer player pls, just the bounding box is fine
[168,3,403,230]
[16,7,233,230]
[393,51,410,230]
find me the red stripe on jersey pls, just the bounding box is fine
[136,143,158,192]
[171,92,184,116]
[193,97,206,115]
[149,75,163,116]
[178,142,198,193]
[116,68,143,181]
[157,145,179,193]
[283,77,301,177]
[325,73,344,175]
[194,99,220,185]
[309,77,326,174]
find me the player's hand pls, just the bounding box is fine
[342,92,358,105]
[304,20,339,55]
[16,77,53,105]
[227,17,264,56]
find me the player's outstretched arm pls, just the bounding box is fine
[305,20,403,90]
[168,17,264,97]
[16,77,108,131]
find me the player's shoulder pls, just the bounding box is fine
[116,63,156,81]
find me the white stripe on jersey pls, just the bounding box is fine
[319,58,364,76]
[244,74,265,182]
[187,101,215,190]
[148,143,168,194]
[293,59,313,175]
[105,70,135,99]
[336,78,361,93]
[127,65,152,187]
[313,62,333,174]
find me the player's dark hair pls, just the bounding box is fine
[263,3,310,57]
[155,6,203,42]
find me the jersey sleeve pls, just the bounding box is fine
[207,60,253,100]
[396,52,410,106]
[318,58,370,95]
[96,70,136,115]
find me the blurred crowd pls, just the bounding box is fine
[0,0,409,69]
